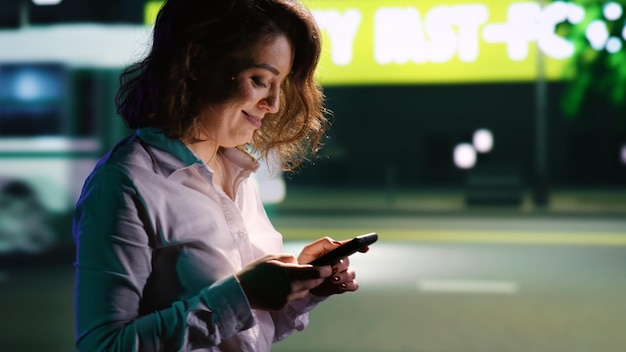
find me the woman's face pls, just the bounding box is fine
[204,33,294,148]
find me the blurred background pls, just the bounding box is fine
[0,0,624,351]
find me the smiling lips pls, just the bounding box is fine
[244,111,263,128]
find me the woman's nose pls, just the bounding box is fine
[260,86,280,113]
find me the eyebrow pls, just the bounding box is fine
[252,63,280,76]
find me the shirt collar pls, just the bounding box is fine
[137,127,201,167]
[136,127,260,176]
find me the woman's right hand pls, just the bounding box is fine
[236,254,332,311]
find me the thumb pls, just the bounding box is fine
[288,265,332,292]
[291,264,333,281]
[271,253,299,265]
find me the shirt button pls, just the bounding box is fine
[237,231,246,239]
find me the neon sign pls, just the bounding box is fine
[144,1,626,85]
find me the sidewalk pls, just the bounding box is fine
[272,186,626,218]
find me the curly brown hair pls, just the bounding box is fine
[116,0,329,170]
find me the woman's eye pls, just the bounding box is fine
[251,77,268,88]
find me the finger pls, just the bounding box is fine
[338,280,359,293]
[280,263,333,280]
[294,277,326,292]
[299,237,349,264]
[288,266,332,293]
[318,278,359,296]
[304,237,339,255]
[332,257,349,273]
[271,253,299,264]
[298,264,332,280]
[304,236,334,249]
[331,268,356,284]
[289,289,312,302]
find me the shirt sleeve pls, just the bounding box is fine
[73,165,255,352]
[270,293,328,342]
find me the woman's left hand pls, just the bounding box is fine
[297,237,359,297]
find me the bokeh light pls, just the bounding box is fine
[453,143,477,169]
[472,128,494,153]
[32,0,63,5]
[566,3,585,24]
[586,20,610,50]
[603,2,623,21]
[605,37,622,53]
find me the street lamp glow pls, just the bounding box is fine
[472,128,493,153]
[32,0,63,5]
[621,144,626,165]
[454,143,477,169]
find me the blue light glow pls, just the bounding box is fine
[0,65,64,102]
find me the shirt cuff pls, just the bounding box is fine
[284,292,328,326]
[295,292,328,313]
[185,275,256,346]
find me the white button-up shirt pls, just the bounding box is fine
[73,127,323,351]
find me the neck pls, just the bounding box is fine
[185,139,221,168]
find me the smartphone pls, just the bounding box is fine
[309,233,378,266]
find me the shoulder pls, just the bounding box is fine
[98,134,153,171]
[80,135,155,192]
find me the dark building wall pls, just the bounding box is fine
[288,82,626,188]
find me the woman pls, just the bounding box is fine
[73,0,360,351]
